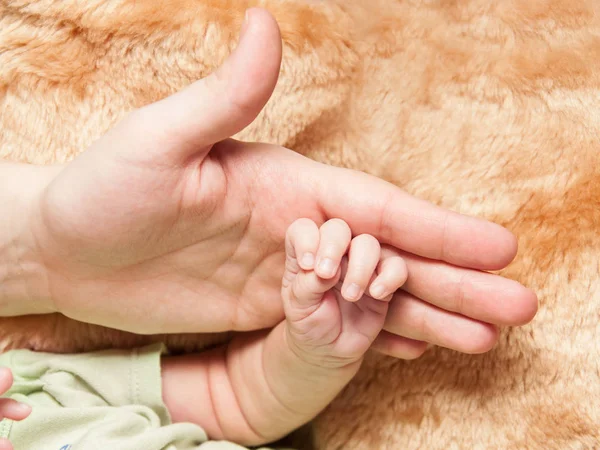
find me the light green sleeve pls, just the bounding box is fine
[0,344,273,450]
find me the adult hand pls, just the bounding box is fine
[21,9,535,356]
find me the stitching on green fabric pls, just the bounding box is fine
[132,348,140,405]
[128,349,134,405]
[0,418,13,439]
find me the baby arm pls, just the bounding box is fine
[162,218,408,446]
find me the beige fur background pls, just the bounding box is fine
[1,0,599,448]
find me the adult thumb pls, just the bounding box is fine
[135,8,282,161]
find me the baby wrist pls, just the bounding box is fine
[267,324,361,405]
[283,322,364,372]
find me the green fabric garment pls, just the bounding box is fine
[0,344,276,450]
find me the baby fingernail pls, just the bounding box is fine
[318,258,335,276]
[345,283,361,300]
[370,284,386,298]
[301,253,315,268]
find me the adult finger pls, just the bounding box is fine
[401,253,538,326]
[371,332,428,360]
[383,291,500,354]
[312,164,518,271]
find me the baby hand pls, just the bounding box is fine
[282,218,408,368]
[0,367,30,450]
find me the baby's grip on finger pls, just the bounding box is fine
[341,234,381,302]
[285,218,320,270]
[369,251,408,300]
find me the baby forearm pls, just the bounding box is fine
[227,324,360,444]
[161,324,360,446]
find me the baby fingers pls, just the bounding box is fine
[285,218,320,271]
[340,234,381,302]
[314,219,352,279]
[0,398,31,421]
[369,246,408,301]
[0,368,30,421]
[338,239,406,302]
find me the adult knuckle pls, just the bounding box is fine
[418,308,433,341]
[453,273,470,314]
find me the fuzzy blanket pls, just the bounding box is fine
[1,0,599,448]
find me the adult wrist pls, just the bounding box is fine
[0,162,61,315]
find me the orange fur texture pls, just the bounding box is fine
[1,0,599,448]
